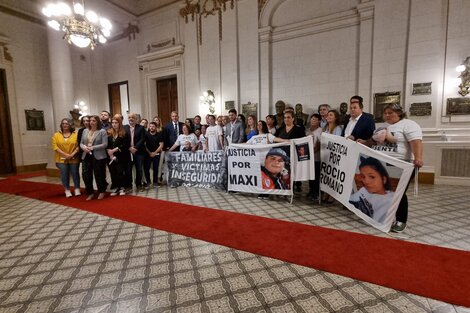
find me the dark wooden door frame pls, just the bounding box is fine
[108,81,129,117]
[0,69,15,174]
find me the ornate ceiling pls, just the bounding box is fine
[104,0,180,16]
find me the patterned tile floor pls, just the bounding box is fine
[1,175,470,313]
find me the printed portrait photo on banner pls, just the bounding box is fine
[261,148,290,190]
[349,155,402,223]
[296,143,310,161]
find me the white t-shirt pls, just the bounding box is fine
[372,119,422,161]
[247,133,276,145]
[205,125,223,151]
[349,187,395,223]
[175,133,197,151]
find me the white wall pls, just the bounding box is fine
[3,0,470,179]
[0,11,52,166]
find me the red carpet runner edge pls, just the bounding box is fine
[0,176,469,307]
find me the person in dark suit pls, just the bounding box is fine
[124,113,146,191]
[164,111,185,149]
[342,95,375,141]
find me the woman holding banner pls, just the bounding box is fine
[306,114,322,201]
[275,110,305,192]
[359,103,423,232]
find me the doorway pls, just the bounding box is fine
[156,76,178,125]
[108,81,129,121]
[0,69,15,174]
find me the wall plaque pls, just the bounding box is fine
[412,82,432,95]
[373,92,400,122]
[225,101,235,111]
[446,98,470,115]
[25,109,45,131]
[410,102,432,116]
[242,102,258,120]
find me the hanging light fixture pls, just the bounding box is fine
[42,1,112,50]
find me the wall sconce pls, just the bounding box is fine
[456,57,470,96]
[200,90,215,114]
[75,100,89,116]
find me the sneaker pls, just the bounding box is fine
[110,189,119,196]
[65,190,72,198]
[74,189,81,196]
[391,221,407,233]
[143,183,149,190]
[119,189,126,196]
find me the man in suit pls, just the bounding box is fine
[124,112,146,191]
[224,109,245,146]
[342,95,375,141]
[164,111,184,149]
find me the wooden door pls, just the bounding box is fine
[0,70,14,174]
[156,77,178,125]
[108,81,128,117]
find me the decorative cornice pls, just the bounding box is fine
[266,9,359,43]
[136,44,185,63]
[0,4,44,26]
[357,1,375,21]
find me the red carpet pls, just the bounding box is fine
[1,176,469,307]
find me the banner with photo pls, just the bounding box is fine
[292,136,315,181]
[228,142,294,196]
[166,151,227,191]
[320,133,414,232]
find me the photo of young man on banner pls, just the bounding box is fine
[228,142,294,196]
[292,137,315,182]
[320,133,414,232]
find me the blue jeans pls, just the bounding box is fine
[56,162,80,190]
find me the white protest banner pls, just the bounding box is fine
[292,136,315,181]
[166,151,227,191]
[228,142,294,196]
[320,133,414,232]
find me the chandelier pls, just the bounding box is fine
[42,1,112,50]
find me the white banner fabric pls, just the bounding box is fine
[320,133,414,232]
[292,136,315,181]
[228,143,294,196]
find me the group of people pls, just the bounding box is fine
[52,95,423,232]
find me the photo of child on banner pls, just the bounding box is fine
[320,133,414,232]
[292,137,315,182]
[228,142,294,196]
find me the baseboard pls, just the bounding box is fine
[15,163,47,174]
[418,172,434,184]
[46,168,60,177]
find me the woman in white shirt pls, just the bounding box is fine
[247,121,286,145]
[168,124,197,152]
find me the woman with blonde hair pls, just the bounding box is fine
[52,118,81,197]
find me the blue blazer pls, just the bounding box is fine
[342,113,375,140]
[164,121,184,149]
